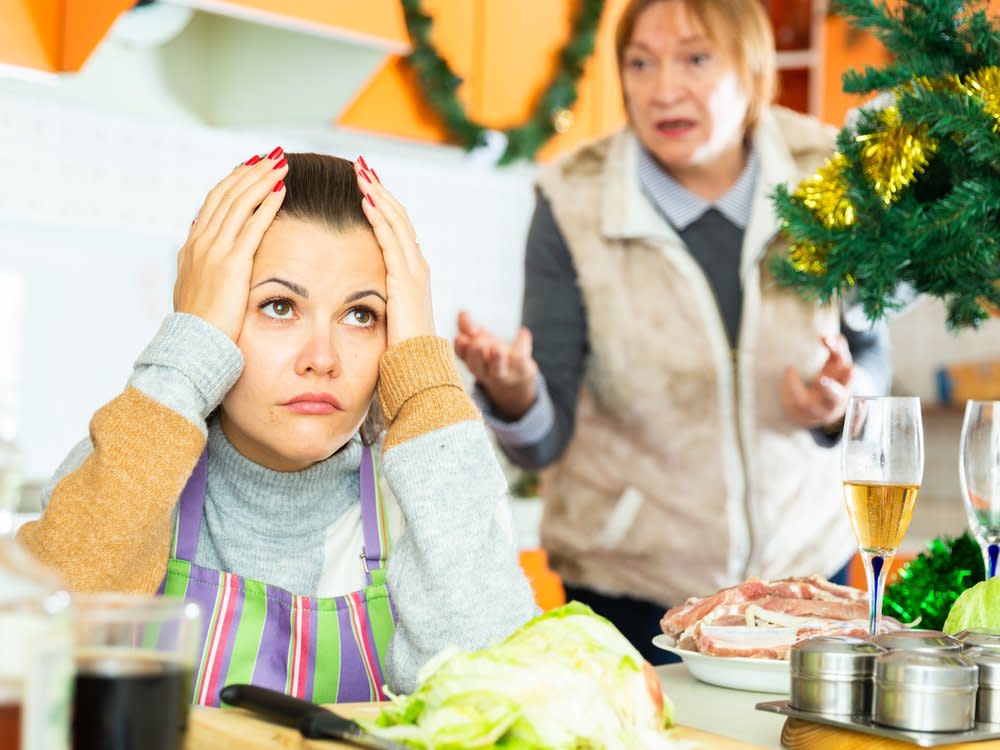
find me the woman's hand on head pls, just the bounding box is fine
[173,148,288,341]
[353,158,435,348]
[454,311,539,422]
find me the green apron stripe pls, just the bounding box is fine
[222,577,268,689]
[373,458,391,558]
[365,588,394,669]
[312,600,342,703]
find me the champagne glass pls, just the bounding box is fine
[842,396,924,636]
[959,400,1000,579]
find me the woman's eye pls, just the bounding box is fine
[260,299,295,319]
[689,52,711,66]
[344,308,375,327]
[626,57,650,71]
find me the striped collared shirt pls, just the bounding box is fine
[637,145,758,231]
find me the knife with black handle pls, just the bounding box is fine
[219,683,411,750]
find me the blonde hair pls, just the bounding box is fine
[614,0,777,133]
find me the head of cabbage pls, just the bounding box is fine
[944,576,1000,635]
[360,602,674,749]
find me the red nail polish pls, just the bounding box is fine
[245,155,262,166]
[366,193,375,207]
[273,158,287,170]
[267,146,284,160]
[372,168,381,183]
[358,155,370,171]
[359,169,371,183]
[273,179,284,192]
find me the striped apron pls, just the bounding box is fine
[159,445,395,707]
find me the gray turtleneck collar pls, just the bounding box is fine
[192,419,363,594]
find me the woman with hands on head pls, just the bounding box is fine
[455,0,891,663]
[19,149,537,702]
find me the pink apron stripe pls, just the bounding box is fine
[348,591,382,700]
[197,572,238,705]
[302,601,319,703]
[204,573,245,706]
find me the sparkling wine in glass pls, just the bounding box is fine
[842,396,924,636]
[959,400,1000,579]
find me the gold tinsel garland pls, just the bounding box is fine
[856,106,937,205]
[787,66,1000,275]
[957,67,1000,130]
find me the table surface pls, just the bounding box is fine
[656,663,786,749]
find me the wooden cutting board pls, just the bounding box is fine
[184,702,772,749]
[781,718,1000,749]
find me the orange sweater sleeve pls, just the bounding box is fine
[16,387,205,593]
[378,336,480,451]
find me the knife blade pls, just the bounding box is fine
[219,683,410,750]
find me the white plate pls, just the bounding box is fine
[652,634,790,693]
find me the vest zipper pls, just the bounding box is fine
[731,346,754,580]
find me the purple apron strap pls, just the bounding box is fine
[173,450,209,563]
[359,445,384,584]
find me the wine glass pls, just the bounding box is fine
[842,396,924,636]
[959,400,1000,579]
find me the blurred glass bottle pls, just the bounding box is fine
[0,270,69,750]
[0,271,23,514]
[0,514,74,750]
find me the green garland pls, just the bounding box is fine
[772,0,1000,329]
[883,532,985,630]
[400,0,605,165]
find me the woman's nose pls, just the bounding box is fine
[295,327,341,376]
[655,64,688,105]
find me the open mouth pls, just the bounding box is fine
[655,118,696,136]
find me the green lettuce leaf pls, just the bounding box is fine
[359,603,674,749]
[944,577,1000,634]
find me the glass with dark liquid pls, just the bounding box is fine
[71,595,200,750]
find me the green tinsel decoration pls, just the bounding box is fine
[400,0,605,165]
[883,532,985,630]
[772,0,1000,329]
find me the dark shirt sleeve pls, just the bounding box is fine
[484,191,589,470]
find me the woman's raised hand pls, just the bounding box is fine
[354,157,435,347]
[173,148,288,341]
[454,311,539,421]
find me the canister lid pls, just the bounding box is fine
[791,635,885,677]
[955,629,1000,654]
[872,629,963,653]
[875,652,978,688]
[963,650,1000,686]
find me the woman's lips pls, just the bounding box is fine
[655,118,696,138]
[282,393,343,415]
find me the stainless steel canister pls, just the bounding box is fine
[790,636,886,716]
[872,629,964,654]
[955,629,1000,656]
[964,650,1000,724]
[873,652,979,732]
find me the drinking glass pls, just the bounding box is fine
[71,594,201,750]
[959,399,1000,579]
[842,396,924,636]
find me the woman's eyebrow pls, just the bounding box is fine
[345,289,388,305]
[251,277,308,297]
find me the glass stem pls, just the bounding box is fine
[984,543,1000,580]
[863,551,891,637]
